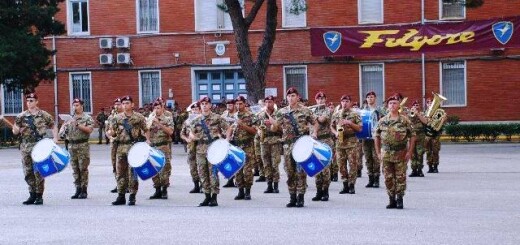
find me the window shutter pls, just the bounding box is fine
[360,0,382,24]
[283,0,306,28]
[196,0,218,31]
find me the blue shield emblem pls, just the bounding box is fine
[492,21,514,45]
[323,31,342,53]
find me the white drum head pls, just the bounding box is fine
[128,142,152,168]
[292,136,314,162]
[207,139,230,165]
[31,139,55,162]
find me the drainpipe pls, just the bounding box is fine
[52,33,58,123]
[421,0,426,107]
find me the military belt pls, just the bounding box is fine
[21,138,42,144]
[382,144,407,151]
[151,141,170,147]
[69,139,89,144]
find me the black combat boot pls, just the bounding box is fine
[223,177,236,188]
[296,194,305,208]
[110,187,117,193]
[365,176,374,188]
[199,193,211,207]
[339,182,349,194]
[373,176,380,188]
[433,165,439,173]
[208,194,218,207]
[427,165,434,173]
[244,188,251,200]
[418,169,425,177]
[33,193,43,205]
[409,169,418,177]
[321,188,329,201]
[348,183,356,194]
[311,189,323,201]
[128,194,136,206]
[264,181,274,193]
[255,176,266,182]
[189,181,200,193]
[357,169,362,178]
[396,195,404,209]
[286,193,297,208]
[332,173,338,182]
[273,182,280,193]
[112,193,126,205]
[234,188,245,200]
[78,186,88,199]
[71,187,81,199]
[22,192,36,205]
[161,186,168,199]
[149,187,162,199]
[386,195,397,209]
[253,167,260,176]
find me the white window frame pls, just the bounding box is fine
[136,0,160,34]
[138,70,162,107]
[69,72,93,114]
[283,65,308,100]
[0,84,24,116]
[66,0,90,36]
[358,0,384,24]
[194,0,244,32]
[439,0,466,20]
[359,63,385,106]
[439,60,467,107]
[281,0,307,28]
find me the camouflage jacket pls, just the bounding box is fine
[331,108,362,149]
[15,109,54,151]
[311,105,333,140]
[274,104,316,144]
[409,111,426,136]
[149,112,174,145]
[229,110,256,146]
[96,112,107,127]
[256,109,282,145]
[111,112,148,144]
[63,113,94,142]
[375,114,415,154]
[190,112,228,154]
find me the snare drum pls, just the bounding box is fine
[207,139,246,179]
[291,135,332,177]
[128,142,166,180]
[31,138,70,178]
[356,109,378,139]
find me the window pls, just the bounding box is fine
[282,0,306,28]
[284,66,308,99]
[70,72,93,113]
[194,69,244,102]
[1,84,23,115]
[440,0,465,19]
[358,0,383,24]
[137,0,159,33]
[360,64,385,106]
[68,0,89,35]
[440,61,466,106]
[195,0,244,31]
[139,71,161,107]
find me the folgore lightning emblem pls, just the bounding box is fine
[323,31,342,53]
[492,21,513,45]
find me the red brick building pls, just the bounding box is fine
[1,0,519,122]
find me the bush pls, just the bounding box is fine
[444,123,520,142]
[446,115,460,126]
[0,127,18,146]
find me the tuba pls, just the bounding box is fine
[425,92,448,135]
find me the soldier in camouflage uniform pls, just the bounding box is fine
[106,97,123,193]
[107,95,149,206]
[96,108,108,144]
[331,95,362,195]
[352,102,364,178]
[181,102,201,193]
[424,97,447,173]
[59,98,94,199]
[361,91,385,188]
[327,102,339,182]
[189,97,228,207]
[408,100,428,177]
[271,87,318,208]
[375,94,416,209]
[148,100,175,200]
[221,99,237,188]
[226,96,257,200]
[257,95,282,194]
[310,92,334,202]
[12,93,59,205]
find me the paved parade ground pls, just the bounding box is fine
[0,143,519,244]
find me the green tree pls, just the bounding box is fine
[0,0,65,92]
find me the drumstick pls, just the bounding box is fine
[0,115,15,129]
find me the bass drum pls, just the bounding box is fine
[355,109,379,139]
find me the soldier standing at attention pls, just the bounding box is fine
[362,91,385,188]
[189,97,229,207]
[352,101,364,178]
[107,96,149,206]
[221,99,237,188]
[181,102,202,193]
[12,93,59,205]
[375,94,416,209]
[96,108,108,144]
[270,87,318,208]
[106,97,123,193]
[59,98,94,199]
[408,100,428,177]
[148,100,175,200]
[257,95,282,194]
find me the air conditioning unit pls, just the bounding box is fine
[99,54,113,65]
[117,53,131,64]
[99,38,113,49]
[116,36,130,49]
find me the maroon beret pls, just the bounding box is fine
[121,95,133,102]
[286,87,299,95]
[72,98,84,105]
[264,95,275,102]
[315,91,326,100]
[235,95,247,103]
[199,96,211,104]
[365,91,376,98]
[340,95,351,101]
[25,93,38,100]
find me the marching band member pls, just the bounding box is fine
[12,93,59,205]
[148,99,175,200]
[327,102,339,182]
[221,99,237,188]
[352,101,364,178]
[59,98,94,199]
[181,102,202,193]
[375,94,416,209]
[107,95,149,206]
[270,87,318,208]
[331,95,362,195]
[409,100,428,177]
[425,97,447,173]
[189,97,229,207]
[257,95,282,194]
[226,96,257,200]
[106,97,123,193]
[361,91,385,188]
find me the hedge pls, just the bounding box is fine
[444,123,520,142]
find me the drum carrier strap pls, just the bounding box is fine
[200,118,214,143]
[26,115,44,141]
[286,111,300,136]
[123,117,145,143]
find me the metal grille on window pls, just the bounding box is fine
[141,72,160,105]
[285,67,307,99]
[442,62,465,106]
[442,0,464,19]
[71,74,92,113]
[139,0,158,32]
[361,64,384,106]
[2,85,23,114]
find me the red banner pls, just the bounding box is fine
[310,16,520,56]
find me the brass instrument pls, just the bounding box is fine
[259,120,267,142]
[426,92,448,132]
[337,125,344,144]
[146,111,156,129]
[409,107,417,118]
[398,97,408,114]
[307,104,324,113]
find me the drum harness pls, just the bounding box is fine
[123,117,146,180]
[286,111,305,172]
[24,115,44,143]
[200,118,219,176]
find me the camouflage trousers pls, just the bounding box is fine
[284,143,307,195]
[116,144,138,195]
[362,139,381,177]
[425,135,441,166]
[330,148,339,175]
[111,142,118,181]
[21,144,44,193]
[187,144,199,182]
[235,145,255,188]
[196,153,220,194]
[69,142,90,188]
[411,134,426,170]
[336,146,359,185]
[314,138,333,189]
[357,141,363,172]
[152,145,172,188]
[254,139,264,177]
[383,159,407,197]
[260,143,282,182]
